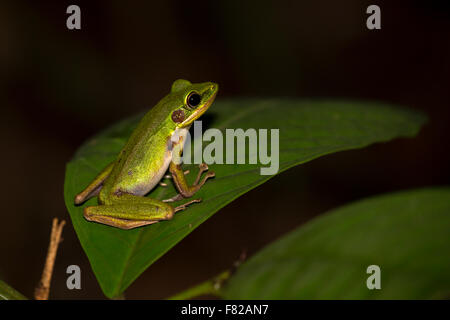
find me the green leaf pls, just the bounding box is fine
[0,280,27,300]
[64,98,426,298]
[223,187,450,299]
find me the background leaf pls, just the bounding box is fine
[64,98,426,298]
[0,280,27,300]
[223,187,450,299]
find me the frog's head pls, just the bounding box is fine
[169,79,218,128]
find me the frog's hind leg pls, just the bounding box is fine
[84,193,199,230]
[74,161,114,205]
[85,215,160,229]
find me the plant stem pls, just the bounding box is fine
[167,270,231,300]
[35,218,66,300]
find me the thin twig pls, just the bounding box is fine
[34,218,66,300]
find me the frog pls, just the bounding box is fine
[74,79,218,229]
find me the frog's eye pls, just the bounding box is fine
[186,92,201,109]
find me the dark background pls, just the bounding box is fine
[0,0,449,299]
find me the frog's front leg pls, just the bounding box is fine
[84,193,199,230]
[164,162,215,203]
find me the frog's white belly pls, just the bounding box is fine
[129,128,188,196]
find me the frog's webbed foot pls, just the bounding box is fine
[163,163,214,202]
[194,163,215,185]
[163,193,184,203]
[174,198,202,213]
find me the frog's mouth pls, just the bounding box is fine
[180,86,218,127]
